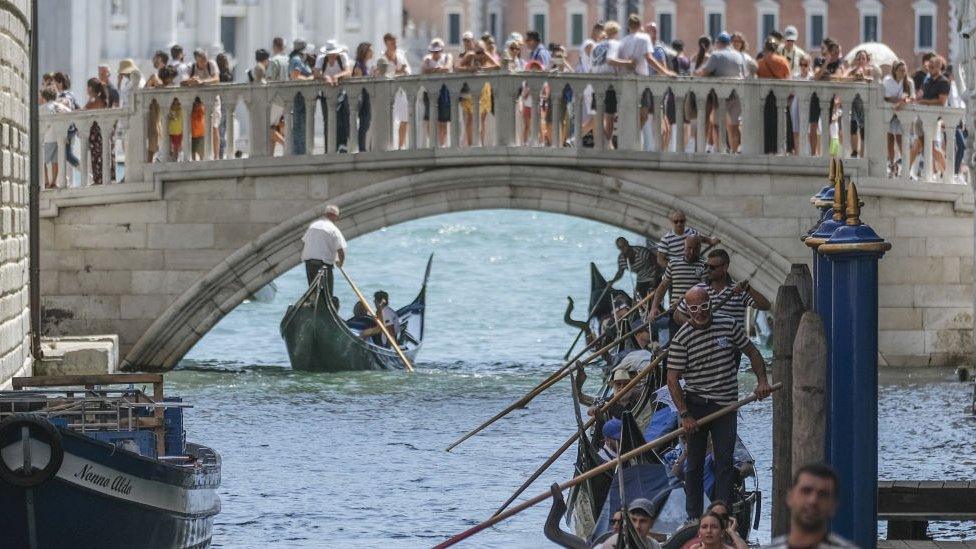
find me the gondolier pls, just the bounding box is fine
[655,209,720,268]
[649,235,706,335]
[610,237,660,299]
[300,204,347,294]
[666,286,772,522]
[674,249,771,327]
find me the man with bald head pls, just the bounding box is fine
[667,285,772,521]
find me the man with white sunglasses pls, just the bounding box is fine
[665,286,772,522]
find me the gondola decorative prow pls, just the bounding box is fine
[543,483,591,549]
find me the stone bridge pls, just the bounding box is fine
[36,73,974,370]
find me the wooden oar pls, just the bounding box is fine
[489,287,742,515]
[445,291,658,452]
[336,265,414,373]
[433,383,782,549]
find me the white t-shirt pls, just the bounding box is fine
[578,39,596,72]
[378,305,399,347]
[315,53,351,77]
[422,53,452,72]
[301,219,347,263]
[379,49,411,77]
[590,38,620,75]
[41,101,70,143]
[618,32,653,76]
[882,75,906,100]
[168,60,191,86]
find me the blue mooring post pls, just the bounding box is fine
[818,179,891,549]
[804,159,846,457]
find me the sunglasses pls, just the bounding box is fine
[687,302,711,313]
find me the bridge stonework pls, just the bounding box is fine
[35,73,975,370]
[38,154,973,370]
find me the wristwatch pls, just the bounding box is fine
[679,410,690,419]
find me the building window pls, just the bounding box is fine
[756,0,778,43]
[707,13,723,40]
[659,13,673,44]
[863,15,879,42]
[448,12,462,45]
[570,13,585,46]
[533,13,548,42]
[857,0,882,43]
[804,0,828,50]
[489,12,499,40]
[529,0,550,44]
[914,0,937,51]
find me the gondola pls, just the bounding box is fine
[279,255,432,372]
[553,264,761,548]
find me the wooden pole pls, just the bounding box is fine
[433,384,783,549]
[771,283,805,538]
[784,263,813,311]
[792,310,827,469]
[336,265,414,372]
[445,291,658,452]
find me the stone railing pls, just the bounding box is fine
[40,73,965,188]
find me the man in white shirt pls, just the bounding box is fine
[300,204,347,294]
[168,44,191,86]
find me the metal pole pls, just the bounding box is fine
[818,182,890,549]
[28,0,41,360]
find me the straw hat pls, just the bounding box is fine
[118,59,138,75]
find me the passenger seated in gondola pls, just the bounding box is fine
[583,368,639,418]
[358,291,400,348]
[595,498,663,549]
[599,418,622,462]
[331,296,340,312]
[678,502,748,549]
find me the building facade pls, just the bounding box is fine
[403,0,958,69]
[39,0,403,84]
[1,0,32,385]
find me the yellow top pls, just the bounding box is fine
[167,101,184,136]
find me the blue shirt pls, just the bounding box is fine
[530,44,551,68]
[288,55,312,78]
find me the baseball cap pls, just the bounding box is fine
[717,32,732,44]
[784,25,798,41]
[629,498,656,518]
[602,418,622,441]
[462,31,475,41]
[611,368,632,382]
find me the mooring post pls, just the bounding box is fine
[771,283,804,537]
[818,181,891,549]
[791,310,827,468]
[784,263,813,311]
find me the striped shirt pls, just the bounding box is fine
[656,227,700,264]
[665,258,706,303]
[764,533,857,549]
[667,314,750,404]
[677,281,756,325]
[618,245,658,283]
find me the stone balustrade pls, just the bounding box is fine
[40,72,965,189]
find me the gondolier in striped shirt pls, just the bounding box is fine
[675,248,771,339]
[648,235,706,335]
[655,209,720,268]
[666,286,772,522]
[300,204,347,294]
[610,237,660,299]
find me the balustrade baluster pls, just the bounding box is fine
[616,81,638,152]
[594,88,606,151]
[551,84,565,148]
[304,92,316,155]
[864,90,887,178]
[922,114,935,182]
[372,81,392,152]
[182,96,193,161]
[674,93,686,154]
[226,98,237,158]
[79,122,91,187]
[282,99,294,156]
[449,86,461,149]
[204,96,214,161]
[101,121,112,185]
[471,82,482,149]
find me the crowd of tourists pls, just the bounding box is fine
[41,15,965,187]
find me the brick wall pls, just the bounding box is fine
[0,0,32,384]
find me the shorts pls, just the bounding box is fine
[829,137,841,157]
[479,84,492,116]
[437,86,451,123]
[683,92,698,121]
[460,95,473,116]
[170,134,183,151]
[604,89,617,115]
[211,108,222,127]
[889,115,903,136]
[191,136,204,158]
[393,89,409,122]
[789,96,800,130]
[640,88,654,111]
[665,91,676,124]
[43,142,57,163]
[726,95,742,123]
[422,91,430,121]
[809,97,822,125]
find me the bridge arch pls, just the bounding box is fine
[120,166,791,371]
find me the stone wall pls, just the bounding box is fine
[0,0,32,384]
[37,158,975,371]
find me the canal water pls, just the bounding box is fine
[173,210,976,548]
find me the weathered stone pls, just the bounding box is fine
[147,224,214,249]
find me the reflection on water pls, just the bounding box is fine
[178,211,975,548]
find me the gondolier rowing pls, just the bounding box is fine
[300,204,347,295]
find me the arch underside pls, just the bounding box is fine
[120,167,792,371]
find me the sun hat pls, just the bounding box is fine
[783,25,799,41]
[117,59,138,75]
[428,38,444,52]
[320,40,345,55]
[611,368,632,382]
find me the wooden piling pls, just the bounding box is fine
[771,284,805,537]
[792,311,827,469]
[784,263,813,311]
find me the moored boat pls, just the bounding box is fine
[0,374,220,549]
[280,254,432,372]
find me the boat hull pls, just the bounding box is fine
[0,428,220,549]
[281,296,419,372]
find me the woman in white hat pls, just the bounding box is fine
[116,59,144,172]
[421,38,454,147]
